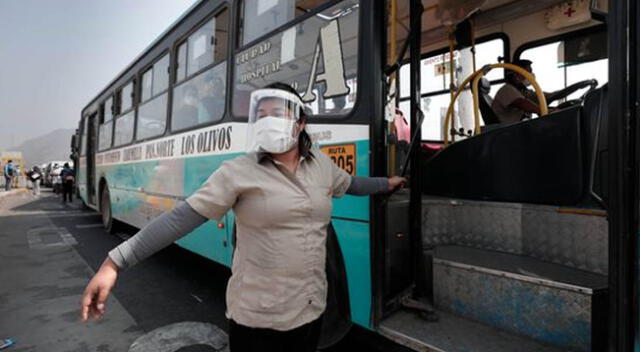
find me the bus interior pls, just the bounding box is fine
[380,0,610,351]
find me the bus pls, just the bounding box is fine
[75,0,640,350]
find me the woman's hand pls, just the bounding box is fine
[80,257,119,322]
[388,176,407,192]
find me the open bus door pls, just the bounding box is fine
[608,0,638,350]
[86,113,97,206]
[377,0,640,351]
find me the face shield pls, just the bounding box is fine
[246,88,304,154]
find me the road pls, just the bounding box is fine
[0,189,412,352]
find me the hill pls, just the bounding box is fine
[4,129,75,167]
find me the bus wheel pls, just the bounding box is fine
[100,185,119,234]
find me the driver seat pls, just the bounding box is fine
[478,77,500,125]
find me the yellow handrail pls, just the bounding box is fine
[443,63,548,145]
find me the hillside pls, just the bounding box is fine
[3,129,75,167]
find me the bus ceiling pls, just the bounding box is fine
[389,0,608,57]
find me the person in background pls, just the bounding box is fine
[198,74,225,124]
[81,83,406,352]
[393,108,411,144]
[491,59,596,123]
[27,166,42,196]
[60,163,75,204]
[3,160,14,191]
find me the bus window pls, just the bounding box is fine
[141,69,153,102]
[176,42,187,82]
[119,81,134,113]
[172,8,228,132]
[233,0,359,117]
[398,37,506,140]
[171,62,226,131]
[187,19,215,76]
[239,0,332,46]
[98,97,114,151]
[519,29,607,105]
[113,111,134,147]
[80,120,87,156]
[137,53,170,140]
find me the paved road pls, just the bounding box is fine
[0,190,411,352]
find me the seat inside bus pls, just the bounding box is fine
[421,84,609,207]
[478,77,500,125]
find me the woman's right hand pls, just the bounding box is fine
[80,257,119,322]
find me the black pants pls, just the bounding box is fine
[62,181,73,203]
[229,315,322,352]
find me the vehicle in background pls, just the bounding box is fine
[44,160,73,188]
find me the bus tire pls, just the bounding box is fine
[100,185,120,234]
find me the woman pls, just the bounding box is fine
[27,165,42,196]
[80,83,405,352]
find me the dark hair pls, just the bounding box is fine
[506,59,533,81]
[7,160,12,163]
[64,163,70,168]
[264,82,313,157]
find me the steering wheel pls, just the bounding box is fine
[554,79,599,110]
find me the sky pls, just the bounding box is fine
[0,0,198,149]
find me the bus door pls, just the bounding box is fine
[86,113,97,205]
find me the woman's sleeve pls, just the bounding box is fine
[185,162,239,220]
[346,177,389,195]
[108,201,207,270]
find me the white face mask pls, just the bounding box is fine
[522,79,532,87]
[254,116,299,154]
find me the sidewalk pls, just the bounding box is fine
[0,188,26,199]
[0,191,142,351]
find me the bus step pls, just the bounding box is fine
[379,308,563,352]
[432,245,608,352]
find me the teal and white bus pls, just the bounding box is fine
[75,0,640,350]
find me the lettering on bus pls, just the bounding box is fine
[236,42,272,65]
[235,18,350,102]
[98,151,121,165]
[321,143,356,176]
[122,146,143,162]
[180,126,232,156]
[301,20,350,102]
[240,60,282,84]
[146,139,176,159]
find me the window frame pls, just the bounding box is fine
[80,117,87,157]
[230,0,361,122]
[116,78,136,116]
[169,5,229,134]
[513,25,608,107]
[398,32,510,102]
[513,24,606,65]
[236,0,339,49]
[174,7,228,85]
[396,33,509,142]
[112,78,137,148]
[135,50,172,143]
[98,95,115,152]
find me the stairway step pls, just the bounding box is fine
[433,246,607,352]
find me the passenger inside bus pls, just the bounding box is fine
[198,74,225,123]
[175,85,199,129]
[491,59,597,123]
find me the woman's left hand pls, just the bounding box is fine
[388,176,407,192]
